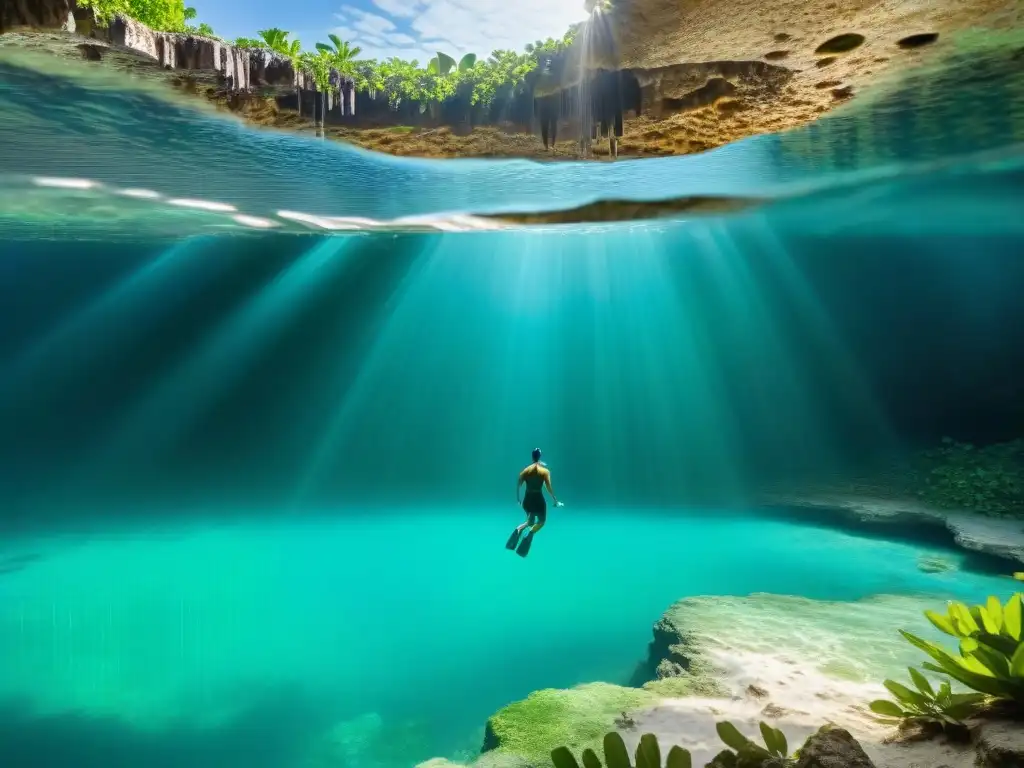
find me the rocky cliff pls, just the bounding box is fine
[1,0,311,94]
[0,0,74,33]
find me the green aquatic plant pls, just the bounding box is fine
[900,592,1024,702]
[710,721,795,767]
[551,731,691,768]
[917,437,1024,516]
[869,668,985,733]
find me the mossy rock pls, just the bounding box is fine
[483,682,658,766]
[917,554,957,574]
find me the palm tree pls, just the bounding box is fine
[316,33,361,63]
[299,50,333,137]
[316,35,362,116]
[257,28,303,117]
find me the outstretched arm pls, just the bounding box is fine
[544,472,559,506]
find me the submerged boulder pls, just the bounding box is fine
[973,718,1024,768]
[796,725,876,768]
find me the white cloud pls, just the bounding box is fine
[371,0,424,19]
[327,0,588,64]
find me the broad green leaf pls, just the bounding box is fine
[1010,642,1024,678]
[925,610,960,637]
[1004,594,1022,641]
[908,667,935,697]
[435,51,456,75]
[885,680,929,708]
[869,699,905,717]
[950,602,980,635]
[922,661,1011,697]
[551,746,582,768]
[977,632,1019,657]
[960,637,979,655]
[458,53,477,71]
[603,732,631,768]
[959,651,998,678]
[737,743,773,759]
[759,722,781,757]
[968,645,1010,678]
[978,605,1001,635]
[716,721,754,753]
[581,749,602,768]
[665,745,692,768]
[771,726,788,759]
[636,733,660,768]
[946,692,987,706]
[987,596,1005,632]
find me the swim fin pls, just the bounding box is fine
[516,532,533,558]
[505,527,523,550]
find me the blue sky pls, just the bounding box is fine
[194,0,590,65]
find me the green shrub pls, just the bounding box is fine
[551,732,691,768]
[869,668,985,733]
[917,437,1024,516]
[710,721,795,767]
[899,591,1024,702]
[87,0,187,31]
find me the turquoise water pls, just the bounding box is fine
[1,31,1024,768]
[0,511,1013,767]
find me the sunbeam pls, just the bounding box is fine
[79,238,359,476]
[0,238,224,405]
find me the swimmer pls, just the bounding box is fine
[506,448,563,558]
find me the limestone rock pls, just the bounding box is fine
[795,726,875,768]
[481,682,657,764]
[0,0,74,34]
[973,719,1024,768]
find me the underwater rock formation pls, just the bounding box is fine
[973,718,1024,767]
[472,594,947,767]
[481,683,658,764]
[427,590,1024,767]
[795,725,876,768]
[764,495,1024,565]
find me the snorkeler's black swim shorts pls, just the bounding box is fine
[522,491,547,524]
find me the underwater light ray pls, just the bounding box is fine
[610,228,746,496]
[79,238,359,472]
[751,221,900,452]
[289,239,445,505]
[0,238,221,402]
[691,222,855,473]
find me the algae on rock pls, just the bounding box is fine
[482,683,659,766]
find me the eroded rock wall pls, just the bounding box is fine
[0,0,75,34]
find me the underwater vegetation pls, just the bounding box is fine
[915,438,1024,517]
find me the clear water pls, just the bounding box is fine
[1,28,1023,768]
[0,512,1013,767]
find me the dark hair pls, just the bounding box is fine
[532,448,542,462]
